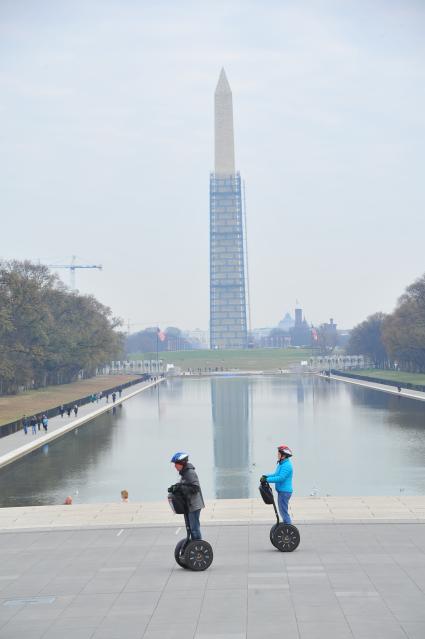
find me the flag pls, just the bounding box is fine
[157,328,166,342]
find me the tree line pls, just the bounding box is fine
[125,326,193,354]
[0,260,124,394]
[347,273,425,372]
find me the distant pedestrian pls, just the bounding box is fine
[66,406,71,417]
[30,416,37,435]
[397,385,402,393]
[73,404,78,417]
[37,414,42,431]
[96,392,101,403]
[64,496,73,505]
[42,414,48,432]
[121,489,129,503]
[59,405,65,418]
[112,392,116,403]
[118,388,122,398]
[105,392,109,403]
[91,394,96,403]
[22,415,29,435]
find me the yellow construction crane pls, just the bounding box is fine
[45,255,102,291]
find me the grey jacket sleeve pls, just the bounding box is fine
[180,468,205,512]
[180,468,201,492]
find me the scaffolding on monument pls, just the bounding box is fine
[209,172,248,350]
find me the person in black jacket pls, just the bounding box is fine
[169,452,205,539]
[30,416,37,435]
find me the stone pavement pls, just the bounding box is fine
[1,520,425,639]
[0,378,164,469]
[1,496,425,530]
[324,373,425,403]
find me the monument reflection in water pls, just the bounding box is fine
[2,375,425,507]
[211,377,251,498]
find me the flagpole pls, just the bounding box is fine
[156,326,160,418]
[156,328,159,375]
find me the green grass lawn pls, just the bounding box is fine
[129,348,312,371]
[348,369,425,386]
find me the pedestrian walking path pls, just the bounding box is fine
[0,374,143,428]
[0,378,165,470]
[0,519,424,639]
[1,496,425,531]
[320,372,425,402]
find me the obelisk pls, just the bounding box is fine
[210,69,248,350]
[215,68,235,175]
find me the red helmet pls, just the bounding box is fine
[277,444,292,457]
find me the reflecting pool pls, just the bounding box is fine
[1,375,425,506]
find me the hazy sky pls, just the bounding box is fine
[1,0,424,332]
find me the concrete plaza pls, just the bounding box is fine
[1,519,425,639]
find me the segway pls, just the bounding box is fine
[168,488,213,571]
[259,481,300,552]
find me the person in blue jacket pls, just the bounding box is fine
[261,444,293,524]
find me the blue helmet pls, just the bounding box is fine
[170,451,189,464]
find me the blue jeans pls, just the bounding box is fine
[278,491,292,524]
[188,509,202,540]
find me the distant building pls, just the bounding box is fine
[319,318,338,350]
[290,306,311,346]
[265,333,291,349]
[185,328,209,349]
[322,318,337,338]
[294,307,303,327]
[278,312,294,331]
[252,327,274,340]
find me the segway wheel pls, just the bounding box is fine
[271,524,300,552]
[269,523,278,545]
[183,540,213,571]
[174,539,189,569]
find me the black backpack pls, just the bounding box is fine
[168,490,187,514]
[259,482,274,505]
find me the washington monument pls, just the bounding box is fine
[210,69,248,350]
